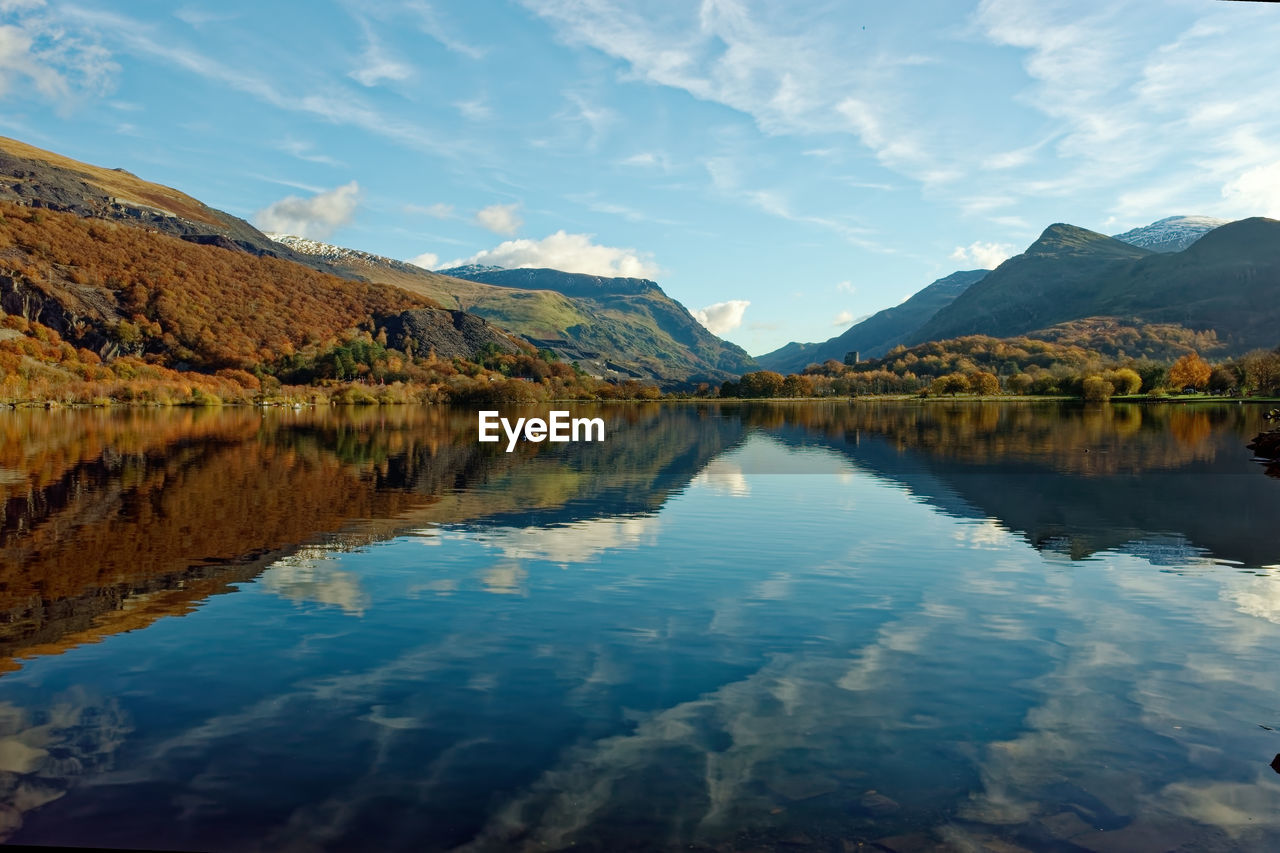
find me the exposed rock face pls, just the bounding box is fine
[0,272,117,355]
[377,308,524,360]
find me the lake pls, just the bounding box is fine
[1,401,1279,852]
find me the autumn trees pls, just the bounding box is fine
[1168,352,1211,391]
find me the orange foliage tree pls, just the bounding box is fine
[1168,352,1211,390]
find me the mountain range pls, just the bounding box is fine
[2,132,1276,390]
[270,233,754,382]
[0,136,752,385]
[759,213,1277,372]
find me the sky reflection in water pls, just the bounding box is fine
[1,402,1278,851]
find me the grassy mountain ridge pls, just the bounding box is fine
[278,238,757,382]
[757,269,988,373]
[442,265,757,379]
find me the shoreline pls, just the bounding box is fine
[5,394,1280,410]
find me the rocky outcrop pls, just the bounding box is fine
[1248,427,1280,478]
[377,308,525,360]
[0,272,117,355]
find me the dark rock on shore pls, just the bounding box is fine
[1249,428,1280,478]
[1250,429,1280,459]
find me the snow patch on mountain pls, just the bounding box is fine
[436,264,506,277]
[1111,215,1229,253]
[266,233,437,274]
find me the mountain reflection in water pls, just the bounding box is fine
[0,401,1278,851]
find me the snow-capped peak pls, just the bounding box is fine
[1111,215,1229,253]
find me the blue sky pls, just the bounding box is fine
[2,0,1279,356]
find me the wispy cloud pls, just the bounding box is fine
[704,156,880,249]
[276,139,343,167]
[443,231,659,278]
[561,91,616,150]
[0,0,117,105]
[455,97,490,121]
[173,6,238,28]
[53,5,463,159]
[523,0,1280,229]
[404,1,485,59]
[566,192,683,226]
[618,151,672,171]
[348,19,414,87]
[404,202,455,219]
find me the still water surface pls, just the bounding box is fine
[1,402,1279,851]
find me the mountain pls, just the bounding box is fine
[0,137,535,382]
[909,218,1280,352]
[437,267,756,381]
[1111,215,1228,253]
[273,234,756,383]
[906,224,1155,345]
[756,269,988,373]
[0,136,748,386]
[0,135,348,277]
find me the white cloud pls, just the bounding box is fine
[475,202,522,235]
[836,280,855,293]
[407,252,439,270]
[832,310,854,327]
[0,1,116,103]
[950,240,1015,269]
[692,300,750,337]
[1222,160,1280,219]
[443,231,659,278]
[254,181,360,240]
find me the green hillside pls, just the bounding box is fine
[440,265,757,381]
